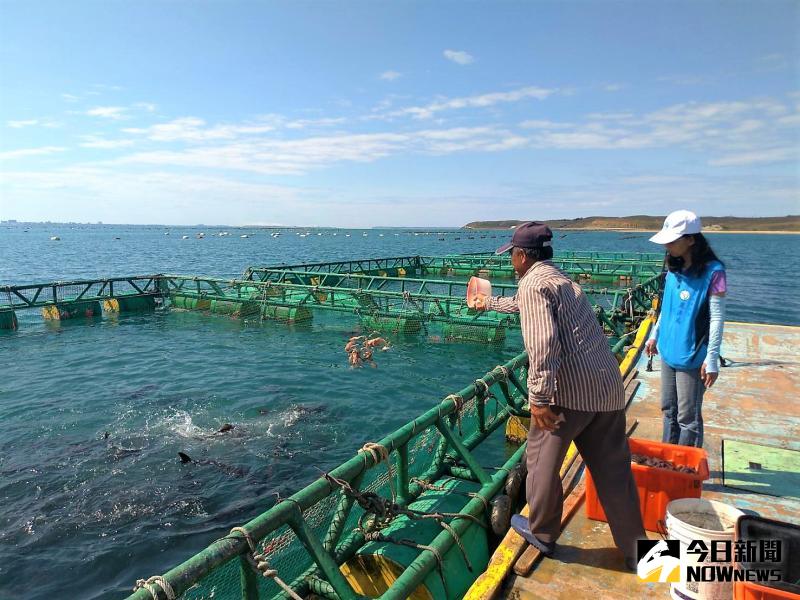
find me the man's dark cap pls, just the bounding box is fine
[495,221,553,255]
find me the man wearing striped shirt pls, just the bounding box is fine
[477,222,644,570]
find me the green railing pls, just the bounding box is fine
[243,253,665,283]
[127,353,532,600]
[0,275,163,313]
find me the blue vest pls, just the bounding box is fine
[658,260,724,370]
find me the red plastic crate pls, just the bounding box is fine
[734,515,800,600]
[584,437,710,532]
[734,582,800,600]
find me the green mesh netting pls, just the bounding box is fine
[168,388,504,600]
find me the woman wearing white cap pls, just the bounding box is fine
[646,210,726,448]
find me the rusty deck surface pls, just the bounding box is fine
[504,321,800,600]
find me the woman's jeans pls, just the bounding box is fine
[661,361,705,447]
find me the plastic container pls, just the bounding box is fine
[734,515,800,600]
[585,437,710,532]
[466,277,492,309]
[735,583,800,600]
[666,498,744,600]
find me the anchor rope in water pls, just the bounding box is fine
[132,576,175,600]
[226,527,303,600]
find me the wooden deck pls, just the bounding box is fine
[503,321,800,599]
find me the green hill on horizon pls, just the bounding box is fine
[464,215,800,232]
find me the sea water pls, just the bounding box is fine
[0,224,797,599]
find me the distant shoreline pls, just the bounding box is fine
[465,215,800,233]
[553,228,799,235]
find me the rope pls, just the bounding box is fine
[358,442,396,502]
[361,530,450,597]
[324,472,486,530]
[228,526,256,553]
[133,576,175,600]
[226,527,303,600]
[438,520,473,571]
[493,365,510,380]
[443,394,465,435]
[251,555,303,600]
[473,379,489,398]
[410,477,491,513]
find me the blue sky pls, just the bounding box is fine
[0,1,798,226]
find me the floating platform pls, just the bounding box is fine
[0,254,663,351]
[491,321,800,599]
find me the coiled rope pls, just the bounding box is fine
[493,365,510,380]
[358,442,396,501]
[227,527,303,600]
[442,394,465,435]
[132,576,175,600]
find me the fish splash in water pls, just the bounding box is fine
[177,452,247,477]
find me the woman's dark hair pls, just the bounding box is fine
[666,233,724,276]
[516,246,554,261]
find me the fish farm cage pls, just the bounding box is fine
[0,251,664,600]
[1,251,663,350]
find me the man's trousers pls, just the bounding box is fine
[525,406,645,558]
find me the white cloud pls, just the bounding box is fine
[62,93,80,102]
[392,85,557,119]
[7,119,40,128]
[111,125,525,175]
[524,97,800,164]
[519,119,574,129]
[380,70,402,81]
[123,117,276,142]
[709,146,799,167]
[0,146,66,160]
[92,83,124,92]
[0,166,311,225]
[284,117,347,130]
[602,83,625,92]
[7,118,60,129]
[657,74,715,86]
[443,49,474,65]
[133,102,158,112]
[87,106,128,120]
[79,136,135,149]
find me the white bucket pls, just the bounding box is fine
[666,498,745,600]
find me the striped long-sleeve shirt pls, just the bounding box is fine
[488,260,624,412]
